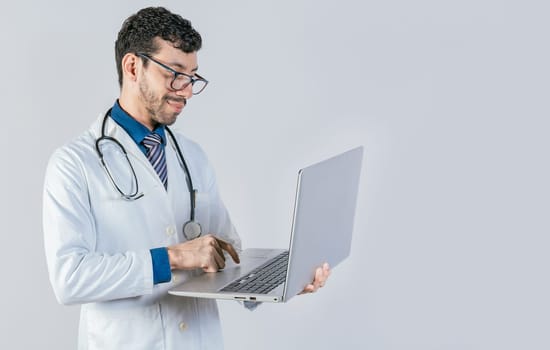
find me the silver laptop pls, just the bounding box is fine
[169,146,364,303]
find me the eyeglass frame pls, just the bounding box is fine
[136,52,209,94]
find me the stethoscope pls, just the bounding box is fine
[95,108,202,240]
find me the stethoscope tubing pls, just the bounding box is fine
[95,109,200,238]
[165,127,197,221]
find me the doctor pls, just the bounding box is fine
[43,6,329,350]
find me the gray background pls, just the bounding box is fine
[1,0,549,349]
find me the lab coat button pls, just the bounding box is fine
[172,274,178,283]
[166,226,175,236]
[179,322,187,331]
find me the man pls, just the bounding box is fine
[43,6,329,350]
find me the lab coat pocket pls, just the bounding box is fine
[86,303,164,350]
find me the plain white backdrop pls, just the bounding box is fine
[1,0,549,349]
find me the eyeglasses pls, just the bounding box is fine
[137,52,208,94]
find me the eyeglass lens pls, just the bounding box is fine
[172,75,207,94]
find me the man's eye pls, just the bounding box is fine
[175,74,191,81]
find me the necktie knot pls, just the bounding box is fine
[143,133,163,149]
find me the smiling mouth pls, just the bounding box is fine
[166,97,186,110]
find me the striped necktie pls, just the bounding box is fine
[142,132,168,189]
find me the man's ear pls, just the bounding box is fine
[121,53,140,83]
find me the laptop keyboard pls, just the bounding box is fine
[221,251,289,294]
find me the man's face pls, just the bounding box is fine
[137,39,199,127]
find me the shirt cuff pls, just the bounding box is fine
[150,247,172,284]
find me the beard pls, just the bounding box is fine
[138,77,187,127]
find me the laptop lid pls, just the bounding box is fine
[282,146,364,301]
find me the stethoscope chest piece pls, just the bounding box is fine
[183,220,202,240]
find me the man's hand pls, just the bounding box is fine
[300,262,331,294]
[167,234,240,272]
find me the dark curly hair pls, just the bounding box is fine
[115,7,202,87]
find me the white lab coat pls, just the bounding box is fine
[43,114,242,350]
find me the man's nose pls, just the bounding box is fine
[175,83,193,99]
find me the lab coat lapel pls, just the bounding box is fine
[164,133,192,225]
[101,115,169,192]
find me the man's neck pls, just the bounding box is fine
[118,92,156,131]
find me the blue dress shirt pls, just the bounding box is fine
[110,100,171,285]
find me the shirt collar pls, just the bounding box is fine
[110,100,166,145]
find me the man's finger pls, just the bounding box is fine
[299,284,315,294]
[315,267,323,283]
[213,251,225,270]
[204,235,225,258]
[216,238,240,264]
